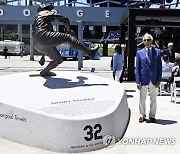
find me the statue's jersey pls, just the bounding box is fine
[33,10,54,32]
[32,10,70,37]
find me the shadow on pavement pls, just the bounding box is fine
[127,95,134,98]
[147,119,178,125]
[125,90,136,92]
[125,89,136,98]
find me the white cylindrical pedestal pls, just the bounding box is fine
[0,71,130,153]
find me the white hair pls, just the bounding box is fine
[168,42,173,47]
[142,33,153,41]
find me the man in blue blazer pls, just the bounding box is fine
[135,33,162,123]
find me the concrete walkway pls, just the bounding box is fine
[0,55,179,154]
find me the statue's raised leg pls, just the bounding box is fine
[45,32,99,59]
[65,34,99,59]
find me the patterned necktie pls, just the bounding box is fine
[147,48,151,64]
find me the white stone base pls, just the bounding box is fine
[0,71,130,153]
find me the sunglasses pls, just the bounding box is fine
[143,39,151,42]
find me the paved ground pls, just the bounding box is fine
[0,55,180,154]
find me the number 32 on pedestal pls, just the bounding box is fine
[84,124,102,141]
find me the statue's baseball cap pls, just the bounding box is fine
[37,4,54,12]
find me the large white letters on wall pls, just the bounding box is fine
[77,10,84,17]
[23,9,31,17]
[0,9,4,16]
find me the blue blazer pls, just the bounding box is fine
[135,47,162,85]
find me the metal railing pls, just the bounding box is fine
[2,0,180,8]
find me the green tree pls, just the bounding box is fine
[4,32,18,41]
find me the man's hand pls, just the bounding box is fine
[137,83,142,90]
[155,82,160,88]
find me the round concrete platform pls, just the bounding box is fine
[0,71,130,153]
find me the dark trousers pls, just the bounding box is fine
[4,50,8,59]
